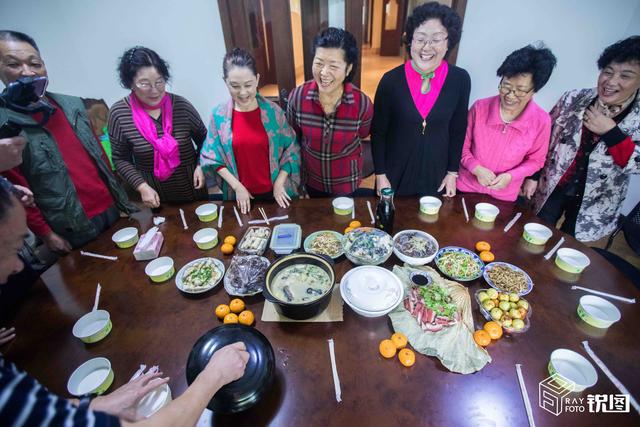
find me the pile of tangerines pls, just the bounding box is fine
[473,321,503,347]
[220,235,237,255]
[475,241,495,263]
[343,220,362,234]
[379,332,416,367]
[215,298,255,326]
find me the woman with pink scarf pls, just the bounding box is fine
[108,46,208,208]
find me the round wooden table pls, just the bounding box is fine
[5,195,640,426]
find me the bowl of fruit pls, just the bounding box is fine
[475,288,531,333]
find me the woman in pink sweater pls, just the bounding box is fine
[457,44,557,201]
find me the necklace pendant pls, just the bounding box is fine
[422,119,426,135]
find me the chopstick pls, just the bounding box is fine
[258,207,270,225]
[92,283,101,312]
[544,237,564,260]
[80,251,118,261]
[218,206,224,228]
[351,200,355,220]
[515,364,536,427]
[571,285,636,304]
[327,338,342,402]
[504,212,522,233]
[366,201,375,225]
[233,206,243,227]
[179,208,188,230]
[248,215,289,225]
[582,341,640,414]
[461,197,469,222]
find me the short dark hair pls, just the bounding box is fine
[497,44,557,92]
[0,179,15,224]
[0,30,39,53]
[117,46,170,89]
[597,36,640,69]
[403,2,462,57]
[222,47,258,79]
[312,27,359,82]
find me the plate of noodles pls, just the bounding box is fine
[434,247,484,281]
[483,262,533,296]
[304,230,344,259]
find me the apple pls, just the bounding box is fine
[509,308,522,319]
[498,293,509,302]
[486,289,498,299]
[509,293,520,303]
[499,301,511,311]
[500,315,513,328]
[518,307,528,319]
[478,292,490,303]
[512,318,525,330]
[510,302,517,310]
[482,300,496,311]
[490,308,503,320]
[517,300,529,310]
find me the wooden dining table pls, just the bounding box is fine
[4,195,639,426]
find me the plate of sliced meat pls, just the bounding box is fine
[404,284,460,333]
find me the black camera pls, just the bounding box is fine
[0,76,56,138]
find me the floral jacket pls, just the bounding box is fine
[199,95,302,200]
[532,88,640,241]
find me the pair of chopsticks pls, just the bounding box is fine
[571,285,636,304]
[258,207,270,225]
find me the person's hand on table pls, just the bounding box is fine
[520,178,538,199]
[42,232,72,254]
[12,185,35,207]
[137,183,160,209]
[193,166,205,190]
[0,327,16,346]
[202,342,250,386]
[438,173,457,197]
[273,181,291,208]
[0,136,27,171]
[234,184,253,214]
[90,367,168,422]
[473,165,496,187]
[487,173,512,190]
[375,174,391,196]
[584,105,616,135]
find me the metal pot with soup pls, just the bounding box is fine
[264,253,335,320]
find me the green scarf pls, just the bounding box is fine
[411,61,435,95]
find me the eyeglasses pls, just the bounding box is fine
[498,82,534,98]
[135,79,166,91]
[412,36,448,48]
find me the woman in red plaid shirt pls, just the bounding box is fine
[287,27,373,197]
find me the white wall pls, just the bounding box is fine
[456,0,640,214]
[0,0,229,122]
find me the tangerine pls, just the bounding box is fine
[238,310,255,326]
[473,329,491,347]
[349,220,362,229]
[221,243,234,255]
[483,321,503,340]
[223,313,239,324]
[479,251,495,262]
[379,339,397,358]
[475,241,491,252]
[229,298,245,313]
[223,236,237,245]
[391,332,408,349]
[398,348,416,367]
[215,304,231,320]
[344,226,354,234]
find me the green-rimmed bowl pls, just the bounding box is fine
[555,248,590,273]
[577,295,621,328]
[547,349,597,392]
[195,203,218,222]
[67,357,114,396]
[474,203,500,222]
[193,228,218,250]
[419,196,442,215]
[72,310,112,343]
[111,227,139,248]
[145,257,175,282]
[523,223,553,245]
[332,197,354,215]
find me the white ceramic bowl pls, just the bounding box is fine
[577,295,621,328]
[144,257,175,282]
[548,349,598,392]
[474,203,500,222]
[523,223,553,245]
[111,227,139,248]
[67,357,114,396]
[340,266,403,317]
[195,203,218,222]
[332,197,354,215]
[419,196,442,215]
[555,248,590,273]
[392,229,439,266]
[193,228,218,250]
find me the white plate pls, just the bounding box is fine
[175,258,225,294]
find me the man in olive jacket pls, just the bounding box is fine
[0,30,137,253]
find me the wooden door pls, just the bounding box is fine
[380,0,406,56]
